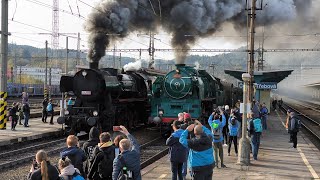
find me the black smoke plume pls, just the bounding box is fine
[85,0,313,64]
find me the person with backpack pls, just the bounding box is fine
[260,103,268,130]
[112,126,141,180]
[166,120,188,180]
[288,112,300,149]
[88,132,115,180]
[179,120,214,179]
[228,116,239,156]
[248,112,263,160]
[208,108,226,168]
[42,98,48,123]
[58,157,84,180]
[46,99,55,125]
[82,127,100,178]
[60,135,87,176]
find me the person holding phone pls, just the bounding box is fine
[112,126,141,180]
[27,150,59,180]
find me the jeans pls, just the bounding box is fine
[171,161,183,180]
[251,133,261,160]
[213,142,224,165]
[228,136,238,154]
[222,127,228,144]
[261,116,267,130]
[48,111,54,123]
[182,161,187,177]
[24,113,30,126]
[291,132,297,148]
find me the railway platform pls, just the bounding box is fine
[0,116,62,146]
[142,110,320,179]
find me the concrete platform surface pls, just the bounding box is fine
[142,111,320,180]
[0,116,62,146]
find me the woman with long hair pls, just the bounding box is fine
[28,150,59,180]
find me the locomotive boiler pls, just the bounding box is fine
[58,64,156,135]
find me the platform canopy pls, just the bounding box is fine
[224,70,293,83]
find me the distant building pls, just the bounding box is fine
[15,66,62,85]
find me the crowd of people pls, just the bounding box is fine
[27,125,141,180]
[7,92,31,130]
[165,100,272,180]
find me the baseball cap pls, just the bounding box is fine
[225,105,230,110]
[287,109,292,113]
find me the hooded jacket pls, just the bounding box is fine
[179,126,214,171]
[166,129,188,163]
[208,114,226,143]
[112,134,141,180]
[82,127,100,174]
[60,146,86,175]
[59,164,81,180]
[88,141,115,180]
[289,113,299,133]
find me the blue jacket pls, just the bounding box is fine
[261,107,268,117]
[166,129,188,163]
[112,134,141,180]
[208,114,226,143]
[228,117,239,136]
[60,146,87,174]
[179,126,214,170]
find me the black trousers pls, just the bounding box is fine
[291,132,298,148]
[42,110,47,122]
[48,111,54,123]
[228,136,238,154]
[192,167,213,180]
[171,161,183,180]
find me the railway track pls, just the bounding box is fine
[281,98,320,141]
[0,133,168,171]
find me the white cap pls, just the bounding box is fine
[224,105,230,110]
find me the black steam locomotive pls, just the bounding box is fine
[58,63,161,134]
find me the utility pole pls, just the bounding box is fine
[45,40,48,99]
[257,28,265,71]
[76,32,80,67]
[238,0,263,167]
[65,37,69,74]
[49,67,52,99]
[0,0,9,129]
[148,31,155,69]
[113,45,116,68]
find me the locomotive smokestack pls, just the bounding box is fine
[90,62,99,69]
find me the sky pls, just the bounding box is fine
[5,0,246,61]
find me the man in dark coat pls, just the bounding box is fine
[82,126,100,177]
[88,132,115,180]
[42,98,48,123]
[166,120,188,180]
[289,112,299,149]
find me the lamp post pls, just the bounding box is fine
[237,73,251,166]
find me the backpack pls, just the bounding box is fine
[97,150,114,178]
[117,156,133,180]
[253,118,262,133]
[229,120,238,137]
[47,103,53,111]
[68,172,85,180]
[211,121,221,140]
[294,118,302,132]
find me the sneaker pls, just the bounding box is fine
[228,153,230,156]
[49,123,54,125]
[221,164,227,168]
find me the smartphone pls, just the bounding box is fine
[33,159,38,169]
[113,126,121,131]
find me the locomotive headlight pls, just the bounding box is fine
[65,110,69,115]
[82,70,87,77]
[93,110,98,116]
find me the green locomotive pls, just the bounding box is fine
[150,64,237,126]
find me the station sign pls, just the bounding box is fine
[238,82,277,89]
